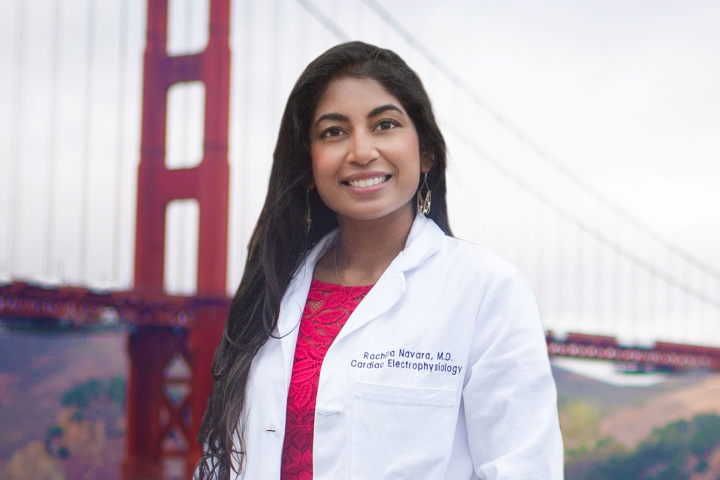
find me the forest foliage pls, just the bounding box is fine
[566,412,720,480]
[44,376,125,459]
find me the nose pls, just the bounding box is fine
[346,130,378,165]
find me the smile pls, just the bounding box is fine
[346,175,390,188]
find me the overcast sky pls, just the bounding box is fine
[387,0,720,263]
[1,0,719,346]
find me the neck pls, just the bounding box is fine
[334,204,415,286]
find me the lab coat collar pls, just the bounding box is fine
[278,215,445,336]
[276,215,446,385]
[393,214,446,272]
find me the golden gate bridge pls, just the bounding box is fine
[1,0,719,477]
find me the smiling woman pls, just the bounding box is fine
[195,42,563,480]
[308,77,432,287]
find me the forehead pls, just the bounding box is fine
[314,77,405,119]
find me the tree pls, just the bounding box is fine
[572,414,720,480]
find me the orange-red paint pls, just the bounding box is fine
[123,0,231,478]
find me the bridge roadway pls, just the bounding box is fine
[2,280,719,371]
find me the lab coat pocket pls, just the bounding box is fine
[351,383,456,480]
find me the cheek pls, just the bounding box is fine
[394,137,422,177]
[309,146,326,177]
[310,158,331,186]
[392,131,421,162]
[310,142,336,170]
[309,149,340,200]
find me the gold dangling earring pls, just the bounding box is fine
[416,172,431,217]
[305,188,312,234]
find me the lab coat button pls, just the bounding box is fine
[265,424,279,434]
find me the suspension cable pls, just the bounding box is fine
[294,0,720,315]
[44,0,62,279]
[240,0,253,251]
[271,0,281,130]
[112,0,129,286]
[79,0,95,284]
[441,121,720,311]
[355,0,720,284]
[294,0,350,42]
[295,0,720,306]
[7,0,27,279]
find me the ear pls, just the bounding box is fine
[420,151,434,174]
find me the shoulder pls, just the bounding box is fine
[435,235,529,287]
[402,218,535,311]
[407,230,536,320]
[407,217,523,283]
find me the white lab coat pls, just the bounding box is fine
[235,215,564,479]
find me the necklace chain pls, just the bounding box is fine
[333,245,348,287]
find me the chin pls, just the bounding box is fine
[337,203,414,224]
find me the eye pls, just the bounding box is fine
[320,126,345,138]
[375,119,400,131]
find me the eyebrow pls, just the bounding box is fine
[367,104,403,119]
[315,112,349,127]
[314,104,404,128]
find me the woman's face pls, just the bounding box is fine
[309,77,428,223]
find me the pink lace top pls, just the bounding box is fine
[280,278,373,480]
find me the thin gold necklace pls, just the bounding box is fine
[334,245,348,287]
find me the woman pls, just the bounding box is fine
[197,41,563,479]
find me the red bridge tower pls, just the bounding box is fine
[123,0,231,477]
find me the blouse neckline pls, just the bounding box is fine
[310,277,375,290]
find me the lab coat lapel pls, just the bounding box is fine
[277,232,338,389]
[335,216,445,342]
[333,268,405,342]
[274,217,445,386]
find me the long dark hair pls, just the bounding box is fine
[196,41,452,478]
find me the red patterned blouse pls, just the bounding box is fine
[280,278,373,480]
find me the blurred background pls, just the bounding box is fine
[1,0,719,478]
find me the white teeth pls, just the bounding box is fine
[349,175,387,188]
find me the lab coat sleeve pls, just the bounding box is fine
[463,268,564,480]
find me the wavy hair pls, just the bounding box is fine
[196,41,452,478]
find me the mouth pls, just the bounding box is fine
[343,175,391,189]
